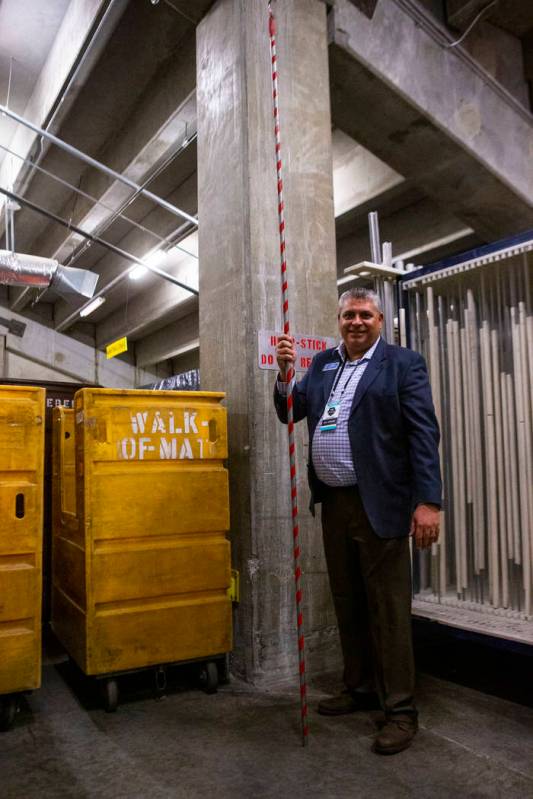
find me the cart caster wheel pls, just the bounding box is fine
[102,679,119,713]
[217,654,230,685]
[68,656,80,676]
[154,666,167,700]
[0,695,18,732]
[199,661,218,694]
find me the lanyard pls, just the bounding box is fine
[330,356,366,400]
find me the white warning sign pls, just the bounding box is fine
[258,330,337,372]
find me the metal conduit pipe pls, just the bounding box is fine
[0,105,198,227]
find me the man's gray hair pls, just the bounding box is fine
[338,287,382,314]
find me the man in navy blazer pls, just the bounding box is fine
[274,287,441,755]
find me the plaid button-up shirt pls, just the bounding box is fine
[311,337,380,486]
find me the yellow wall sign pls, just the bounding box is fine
[106,337,128,359]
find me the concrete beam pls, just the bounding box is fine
[135,312,198,368]
[329,0,533,240]
[0,303,158,386]
[457,21,530,107]
[332,128,404,217]
[335,180,422,245]
[171,348,199,375]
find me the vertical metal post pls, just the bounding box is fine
[368,211,381,264]
[381,241,394,342]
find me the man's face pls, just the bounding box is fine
[338,297,383,356]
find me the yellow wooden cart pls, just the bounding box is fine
[51,388,233,711]
[0,386,45,730]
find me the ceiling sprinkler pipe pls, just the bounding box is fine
[0,250,98,299]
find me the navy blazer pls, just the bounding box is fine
[274,338,442,539]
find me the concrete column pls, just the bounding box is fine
[197,0,339,683]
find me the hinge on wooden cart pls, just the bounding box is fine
[227,569,240,603]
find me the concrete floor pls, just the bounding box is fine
[2,640,533,799]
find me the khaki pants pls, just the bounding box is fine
[321,486,416,716]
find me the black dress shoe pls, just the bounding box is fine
[373,714,418,754]
[317,689,380,716]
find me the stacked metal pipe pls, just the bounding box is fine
[367,212,396,342]
[406,254,532,619]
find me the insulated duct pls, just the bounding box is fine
[0,250,98,299]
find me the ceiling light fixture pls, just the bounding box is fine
[129,264,148,281]
[337,274,359,286]
[79,296,106,318]
[146,249,167,267]
[129,249,168,281]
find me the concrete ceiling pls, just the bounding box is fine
[0,0,530,375]
[0,0,208,374]
[446,1,533,37]
[0,0,71,170]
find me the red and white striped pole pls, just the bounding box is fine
[268,0,309,747]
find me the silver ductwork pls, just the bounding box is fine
[0,250,98,299]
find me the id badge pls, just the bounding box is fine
[319,400,340,432]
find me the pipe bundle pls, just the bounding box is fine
[407,254,532,620]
